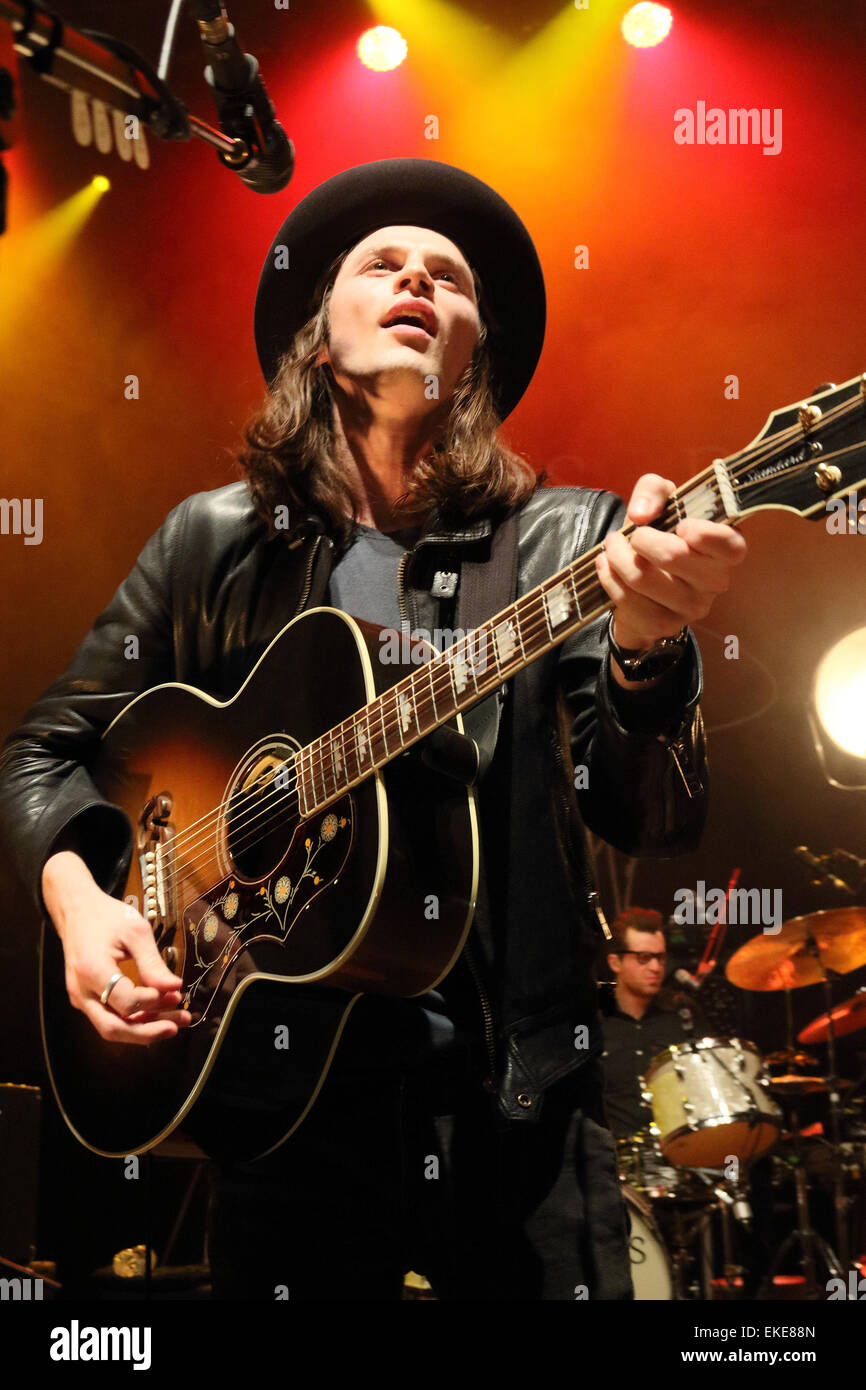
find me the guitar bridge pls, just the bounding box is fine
[137,793,178,949]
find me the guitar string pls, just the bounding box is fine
[166,421,864,902]
[163,410,865,899]
[298,389,862,783]
[158,395,865,898]
[294,388,864,788]
[171,401,862,875]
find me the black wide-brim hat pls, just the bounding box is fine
[254,157,546,421]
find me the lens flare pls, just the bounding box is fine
[357,26,408,73]
[621,3,673,49]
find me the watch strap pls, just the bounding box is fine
[607,612,689,682]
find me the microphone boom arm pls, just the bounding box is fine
[0,0,249,161]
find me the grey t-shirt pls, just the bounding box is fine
[326,521,458,1060]
[327,521,418,633]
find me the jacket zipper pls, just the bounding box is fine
[551,729,611,942]
[664,723,703,799]
[398,538,499,1092]
[463,937,498,1091]
[396,548,411,628]
[294,534,322,618]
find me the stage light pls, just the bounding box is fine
[621,3,673,49]
[0,179,112,338]
[809,627,866,789]
[814,628,866,759]
[357,25,408,72]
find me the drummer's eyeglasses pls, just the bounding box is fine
[619,951,666,965]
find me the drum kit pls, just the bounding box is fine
[620,904,866,1300]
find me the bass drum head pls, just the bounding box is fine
[622,1185,673,1300]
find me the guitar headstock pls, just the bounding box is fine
[721,375,866,525]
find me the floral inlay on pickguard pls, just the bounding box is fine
[180,803,353,1020]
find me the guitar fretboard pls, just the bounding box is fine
[296,464,732,815]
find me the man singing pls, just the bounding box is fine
[0,158,746,1299]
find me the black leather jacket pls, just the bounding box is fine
[0,481,707,1122]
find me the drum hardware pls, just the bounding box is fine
[616,1132,712,1204]
[766,1094,847,1297]
[625,1169,755,1301]
[623,1032,784,1300]
[667,1201,717,1300]
[805,972,853,1268]
[727,904,866,1283]
[714,1180,753,1296]
[623,1180,720,1301]
[615,895,866,1297]
[618,1132,743,1299]
[745,947,861,1286]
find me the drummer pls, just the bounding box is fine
[599,909,703,1138]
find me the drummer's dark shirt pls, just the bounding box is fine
[599,985,700,1137]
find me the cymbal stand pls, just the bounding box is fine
[818,972,856,1270]
[667,1202,716,1300]
[767,1095,844,1297]
[713,1178,751,1298]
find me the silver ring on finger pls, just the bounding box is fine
[99,971,123,1007]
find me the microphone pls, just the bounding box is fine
[793,845,854,896]
[193,1,294,194]
[673,966,712,992]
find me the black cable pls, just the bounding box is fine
[13,1,191,140]
[79,29,190,139]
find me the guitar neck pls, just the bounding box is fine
[296,461,734,816]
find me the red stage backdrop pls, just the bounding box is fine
[1,0,865,1073]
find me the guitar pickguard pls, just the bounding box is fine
[178,798,355,1025]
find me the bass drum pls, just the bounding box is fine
[622,1184,673,1300]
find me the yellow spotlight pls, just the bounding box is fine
[91,175,110,192]
[357,25,407,72]
[0,179,112,341]
[814,628,866,760]
[621,3,673,48]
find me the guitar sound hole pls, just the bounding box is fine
[225,740,300,881]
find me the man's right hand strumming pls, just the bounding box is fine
[41,850,192,1045]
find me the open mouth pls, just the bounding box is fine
[383,321,433,339]
[379,305,437,337]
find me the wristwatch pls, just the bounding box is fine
[606,612,689,683]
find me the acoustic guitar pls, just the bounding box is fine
[40,375,866,1161]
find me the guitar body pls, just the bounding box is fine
[40,608,478,1162]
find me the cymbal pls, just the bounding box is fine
[799,989,866,1044]
[768,1075,853,1097]
[767,1075,832,1096]
[765,1048,819,1069]
[725,908,866,991]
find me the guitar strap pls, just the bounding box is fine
[452,508,521,780]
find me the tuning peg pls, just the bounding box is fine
[814,461,843,492]
[798,402,823,430]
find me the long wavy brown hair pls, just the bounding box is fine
[236,245,544,549]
